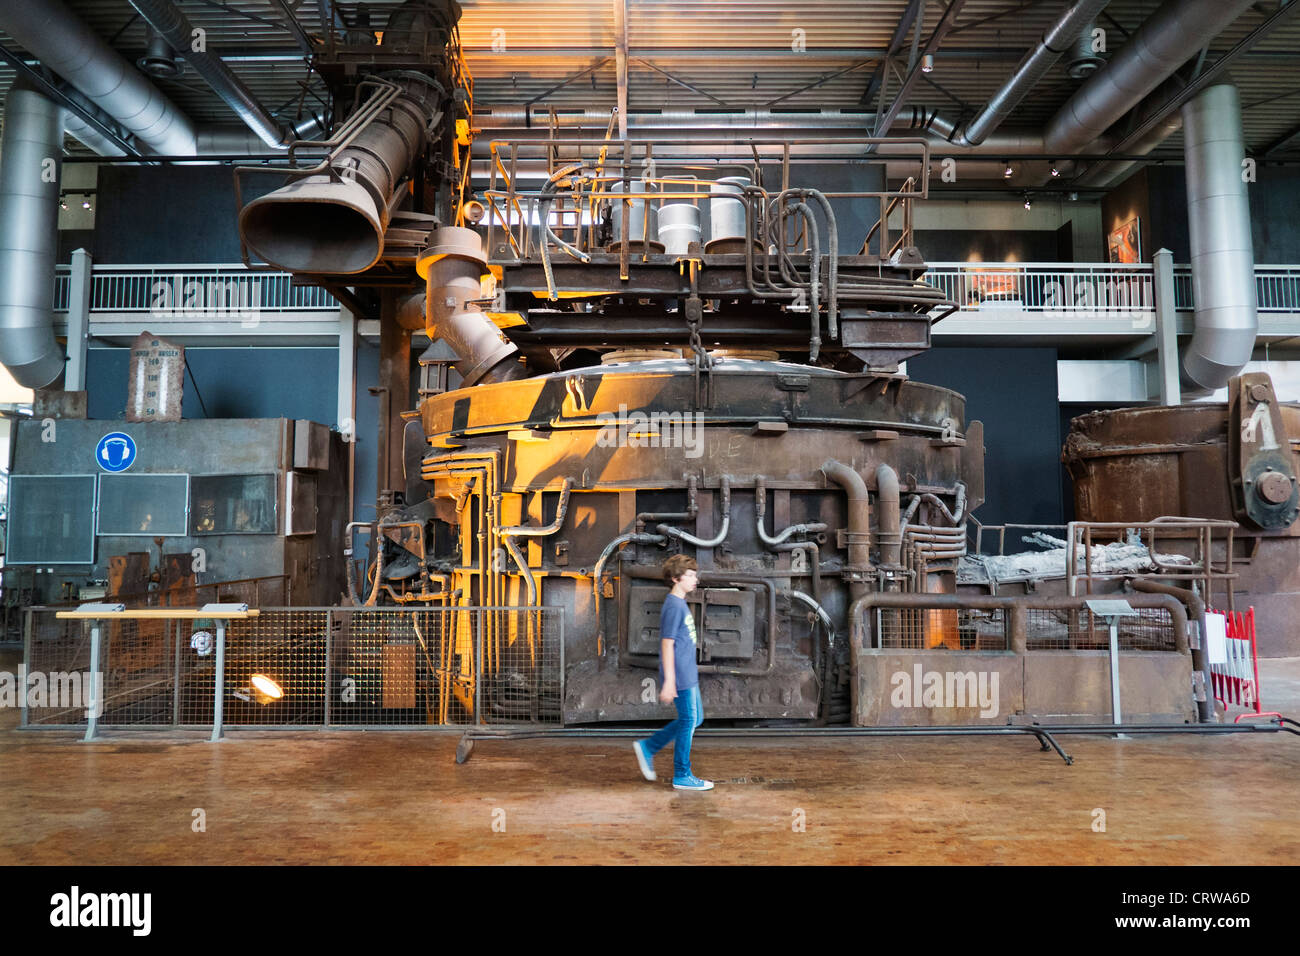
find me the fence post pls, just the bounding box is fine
[83,623,101,742]
[21,608,32,729]
[324,609,333,728]
[558,608,565,726]
[172,620,182,727]
[210,621,226,742]
[475,607,484,725]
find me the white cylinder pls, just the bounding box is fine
[658,203,701,255]
[707,176,751,250]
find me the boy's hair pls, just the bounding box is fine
[662,554,698,586]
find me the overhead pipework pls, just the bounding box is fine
[124,0,294,149]
[0,0,198,156]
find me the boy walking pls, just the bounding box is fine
[632,555,713,791]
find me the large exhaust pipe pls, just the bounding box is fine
[239,71,449,274]
[1181,83,1258,389]
[0,84,67,389]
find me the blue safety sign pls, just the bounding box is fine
[95,432,137,472]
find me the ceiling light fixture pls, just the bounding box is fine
[1050,164,1061,177]
[1003,163,1014,178]
[1023,195,1033,210]
[921,54,934,73]
[81,199,91,210]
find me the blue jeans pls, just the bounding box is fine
[644,685,704,781]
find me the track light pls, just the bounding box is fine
[1023,195,1033,210]
[921,54,934,73]
[1003,162,1014,178]
[1050,164,1061,177]
[60,199,68,210]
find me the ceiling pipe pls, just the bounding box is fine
[1043,0,1259,155]
[955,0,1113,147]
[125,0,295,148]
[1181,83,1257,390]
[0,0,197,155]
[0,84,67,389]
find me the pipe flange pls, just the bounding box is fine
[417,226,487,278]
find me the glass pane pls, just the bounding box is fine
[97,474,189,535]
[189,474,277,535]
[6,475,96,563]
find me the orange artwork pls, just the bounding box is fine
[1108,217,1141,263]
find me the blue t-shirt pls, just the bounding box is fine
[658,593,699,691]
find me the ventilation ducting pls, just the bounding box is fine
[0,84,67,389]
[1181,83,1258,389]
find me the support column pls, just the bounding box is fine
[65,248,92,391]
[1153,248,1180,406]
[377,290,411,499]
[337,304,357,522]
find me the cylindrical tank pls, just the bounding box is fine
[607,180,663,252]
[706,176,752,252]
[658,202,701,255]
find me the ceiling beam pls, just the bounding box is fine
[873,0,968,137]
[860,0,925,105]
[265,0,315,56]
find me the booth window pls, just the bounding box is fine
[5,475,96,564]
[96,474,189,536]
[189,474,277,535]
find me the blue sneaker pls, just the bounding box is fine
[633,740,656,781]
[672,774,714,791]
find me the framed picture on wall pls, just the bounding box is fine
[1108,217,1141,263]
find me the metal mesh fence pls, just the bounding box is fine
[870,604,1178,652]
[20,606,562,730]
[22,610,95,726]
[1023,607,1176,651]
[876,608,1008,650]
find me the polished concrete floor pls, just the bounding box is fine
[2,650,1298,865]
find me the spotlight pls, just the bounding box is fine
[1023,195,1033,210]
[1003,163,1014,178]
[232,673,285,705]
[1050,164,1061,177]
[60,199,67,210]
[921,54,934,73]
[81,198,91,210]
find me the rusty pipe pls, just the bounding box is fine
[875,463,902,571]
[821,460,871,595]
[657,476,731,548]
[1128,578,1215,722]
[755,478,828,545]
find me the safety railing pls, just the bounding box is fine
[52,264,339,314]
[921,262,1300,315]
[855,593,1185,655]
[21,604,564,736]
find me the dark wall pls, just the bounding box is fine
[92,165,278,263]
[86,347,338,422]
[1104,163,1300,263]
[913,228,1063,262]
[906,347,1062,528]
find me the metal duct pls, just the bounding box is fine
[0,84,67,389]
[1043,0,1258,155]
[0,0,197,155]
[126,0,292,148]
[1181,83,1258,389]
[239,72,448,274]
[958,0,1112,146]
